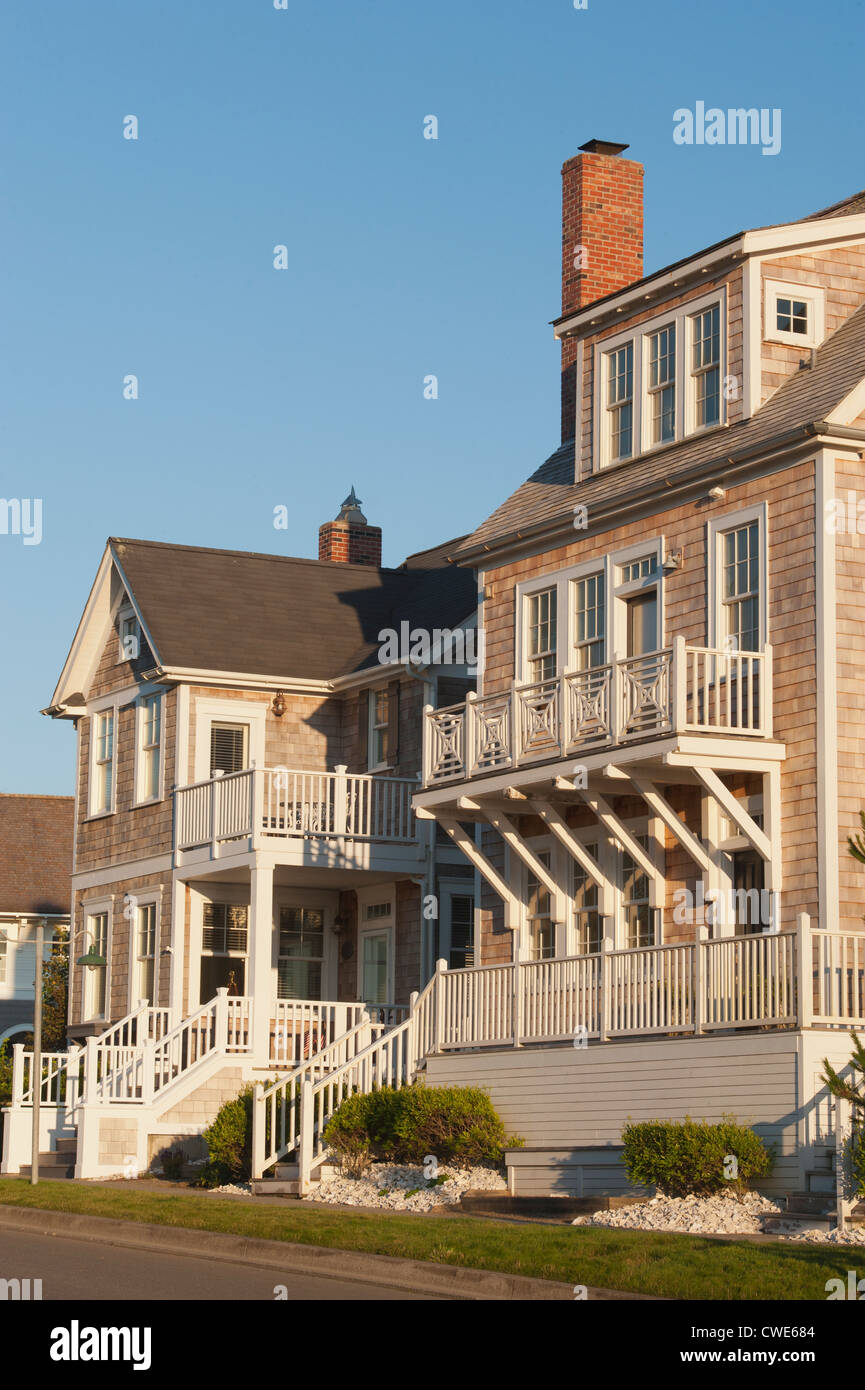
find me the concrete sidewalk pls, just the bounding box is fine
[0,1202,658,1301]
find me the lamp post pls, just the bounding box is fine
[30,918,45,1185]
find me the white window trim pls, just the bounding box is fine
[707,503,769,652]
[88,705,118,819]
[356,883,396,1004]
[276,889,339,1003]
[514,538,665,683]
[594,287,728,470]
[192,697,266,784]
[367,687,392,773]
[133,691,165,807]
[80,896,113,1024]
[126,891,161,1010]
[763,277,825,349]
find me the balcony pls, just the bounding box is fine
[174,765,421,868]
[422,637,773,787]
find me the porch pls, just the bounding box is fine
[422,637,772,787]
[174,765,420,868]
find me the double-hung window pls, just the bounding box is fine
[691,305,720,429]
[138,695,161,802]
[647,324,676,444]
[526,851,554,960]
[84,912,108,1019]
[623,834,654,948]
[721,521,760,653]
[135,903,156,1003]
[573,844,601,955]
[573,574,605,671]
[92,711,114,815]
[606,342,634,462]
[527,589,557,682]
[278,906,324,1000]
[369,690,389,769]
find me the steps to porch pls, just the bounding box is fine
[17,1135,77,1181]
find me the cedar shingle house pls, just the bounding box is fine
[5,147,865,1205]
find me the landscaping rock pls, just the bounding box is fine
[308,1162,507,1212]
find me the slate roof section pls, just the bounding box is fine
[111,535,476,681]
[455,298,865,559]
[0,795,74,914]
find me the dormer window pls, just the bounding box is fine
[647,325,676,444]
[764,279,824,348]
[595,290,725,469]
[606,343,634,462]
[691,304,721,429]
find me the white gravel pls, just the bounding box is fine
[202,1181,253,1197]
[572,1190,865,1244]
[573,1190,782,1235]
[308,1162,507,1212]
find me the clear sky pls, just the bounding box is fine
[2,0,862,792]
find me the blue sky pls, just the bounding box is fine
[2,0,862,792]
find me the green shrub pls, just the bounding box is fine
[622,1116,773,1197]
[196,1085,255,1188]
[323,1083,522,1171]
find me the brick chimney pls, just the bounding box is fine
[318,487,382,567]
[560,139,644,442]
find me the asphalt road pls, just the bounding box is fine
[0,1228,444,1301]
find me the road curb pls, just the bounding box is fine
[0,1203,654,1300]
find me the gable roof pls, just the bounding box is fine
[455,301,865,559]
[97,534,475,686]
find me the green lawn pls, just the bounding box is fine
[0,1178,851,1300]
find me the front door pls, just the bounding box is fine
[199,902,248,1002]
[625,590,658,657]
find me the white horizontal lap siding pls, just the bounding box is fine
[426,1034,801,1192]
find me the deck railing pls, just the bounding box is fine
[175,766,417,853]
[423,637,773,785]
[269,999,408,1066]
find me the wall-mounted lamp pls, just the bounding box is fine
[707,485,726,500]
[331,914,349,936]
[662,548,684,573]
[271,691,286,718]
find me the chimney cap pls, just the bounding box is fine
[336,485,368,525]
[578,139,630,157]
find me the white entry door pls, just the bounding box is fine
[359,930,392,1006]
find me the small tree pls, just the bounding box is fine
[822,1031,865,1196]
[41,924,69,1051]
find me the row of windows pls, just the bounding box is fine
[524,835,766,962]
[525,519,761,684]
[90,693,162,816]
[601,302,722,466]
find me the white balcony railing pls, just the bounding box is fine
[175,766,418,854]
[422,637,773,785]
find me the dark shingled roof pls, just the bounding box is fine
[0,795,74,914]
[456,298,865,558]
[111,535,476,681]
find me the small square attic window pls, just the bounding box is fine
[764,279,824,348]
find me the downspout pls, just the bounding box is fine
[403,659,437,983]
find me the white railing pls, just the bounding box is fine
[12,1000,172,1112]
[438,934,797,1048]
[812,932,865,1025]
[253,977,434,1182]
[176,766,417,852]
[422,638,773,785]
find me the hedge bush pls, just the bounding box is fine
[622,1116,773,1196]
[323,1083,521,1170]
[196,1085,255,1188]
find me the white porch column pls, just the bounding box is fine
[168,877,187,1025]
[249,863,274,1064]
